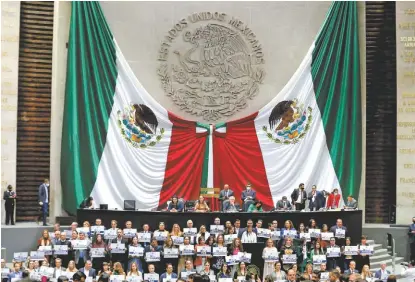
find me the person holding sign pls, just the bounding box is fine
[145,239,162,273]
[262,239,278,280]
[309,241,326,271]
[211,234,227,274]
[170,224,184,238]
[268,262,286,282]
[127,262,143,280]
[7,262,22,282]
[233,262,248,282]
[356,235,370,272]
[194,237,211,273]
[279,237,296,272]
[110,229,128,270]
[178,237,194,274]
[128,236,144,273]
[160,263,178,281]
[113,262,126,279]
[91,234,108,272]
[196,226,210,244]
[162,237,179,273]
[341,237,354,272]
[326,238,340,271]
[199,262,214,276]
[216,263,231,279]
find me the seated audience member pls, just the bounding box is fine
[224,196,240,212]
[344,261,359,275]
[241,183,256,210]
[326,188,341,209]
[7,262,22,282]
[168,196,184,212]
[269,262,286,281]
[241,219,257,243]
[195,195,210,213]
[67,261,78,273]
[53,258,66,278]
[113,262,126,278]
[160,263,178,280]
[361,265,372,280]
[386,275,397,282]
[233,262,249,281]
[302,263,316,281]
[216,263,231,279]
[286,269,298,282]
[70,222,79,232]
[98,262,112,276]
[248,201,263,213]
[52,230,61,245]
[80,197,94,209]
[57,275,69,282]
[275,196,292,211]
[196,225,210,244]
[374,263,390,281]
[316,263,327,278]
[328,271,340,282]
[72,271,86,282]
[219,184,234,210]
[199,262,214,276]
[98,273,110,282]
[127,262,142,278]
[79,260,96,279]
[180,260,195,278]
[344,195,358,209]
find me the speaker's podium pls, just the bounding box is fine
[200,187,220,211]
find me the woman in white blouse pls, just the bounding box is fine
[262,239,278,282]
[361,265,373,281]
[241,222,257,243]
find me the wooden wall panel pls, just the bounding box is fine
[365,2,397,223]
[16,1,54,221]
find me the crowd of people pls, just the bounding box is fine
[2,216,394,282]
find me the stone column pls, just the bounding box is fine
[1,2,21,223]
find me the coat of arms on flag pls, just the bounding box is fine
[117,104,165,148]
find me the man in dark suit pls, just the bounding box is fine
[159,263,178,281]
[74,231,91,269]
[145,238,163,273]
[219,184,234,211]
[344,261,359,275]
[307,185,324,211]
[329,219,348,246]
[110,229,128,270]
[344,195,358,209]
[291,183,307,211]
[52,258,66,278]
[54,232,72,268]
[3,185,16,225]
[241,183,256,211]
[79,260,96,279]
[275,196,292,211]
[38,178,49,226]
[224,196,240,212]
[326,237,340,271]
[374,263,390,281]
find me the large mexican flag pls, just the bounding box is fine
[61,2,361,214]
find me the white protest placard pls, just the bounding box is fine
[359,245,374,256]
[76,227,90,235]
[257,228,271,238]
[270,231,281,241]
[237,276,246,282]
[144,273,159,282]
[238,252,252,263]
[209,275,216,282]
[210,225,225,234]
[163,248,179,258]
[326,247,341,258]
[309,229,321,238]
[283,230,297,238]
[1,268,10,279]
[218,279,233,282]
[91,225,105,234]
[312,255,327,265]
[53,245,68,255]
[71,240,88,250]
[91,248,105,258]
[129,246,144,257]
[110,243,126,254]
[183,228,197,237]
[171,236,184,245]
[30,271,42,281]
[299,233,311,242]
[127,276,142,282]
[321,232,334,241]
[335,229,346,239]
[86,278,93,282]
[123,228,138,238]
[104,229,117,240]
[320,272,329,280]
[179,244,195,256]
[39,266,54,278]
[38,245,53,255]
[263,249,279,262]
[64,230,73,238]
[225,255,239,265]
[30,251,45,260]
[196,245,212,257]
[344,246,359,256]
[282,254,297,264]
[145,251,161,262]
[180,272,195,279]
[212,246,227,257]
[110,275,126,282]
[224,234,237,245]
[11,278,21,282]
[64,272,75,280]
[13,252,28,262]
[153,231,168,241]
[138,232,151,243]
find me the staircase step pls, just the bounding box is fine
[370,257,404,270]
[374,249,388,256]
[370,253,392,263]
[367,240,375,245]
[373,244,383,251]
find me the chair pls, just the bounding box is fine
[243,199,254,211]
[221,199,230,211]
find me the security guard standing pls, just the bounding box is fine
[3,185,16,225]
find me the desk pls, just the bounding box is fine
[77,209,362,242]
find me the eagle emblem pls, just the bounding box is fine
[117,104,165,149]
[262,99,312,145]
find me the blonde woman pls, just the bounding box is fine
[361,265,373,281]
[170,224,183,237]
[127,262,143,279]
[67,260,78,273]
[113,262,126,278]
[262,239,278,281]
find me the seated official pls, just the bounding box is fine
[344,195,357,209]
[241,183,256,202]
[194,195,210,213]
[247,201,263,212]
[167,195,184,212]
[275,196,292,211]
[224,196,240,212]
[219,184,234,202]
